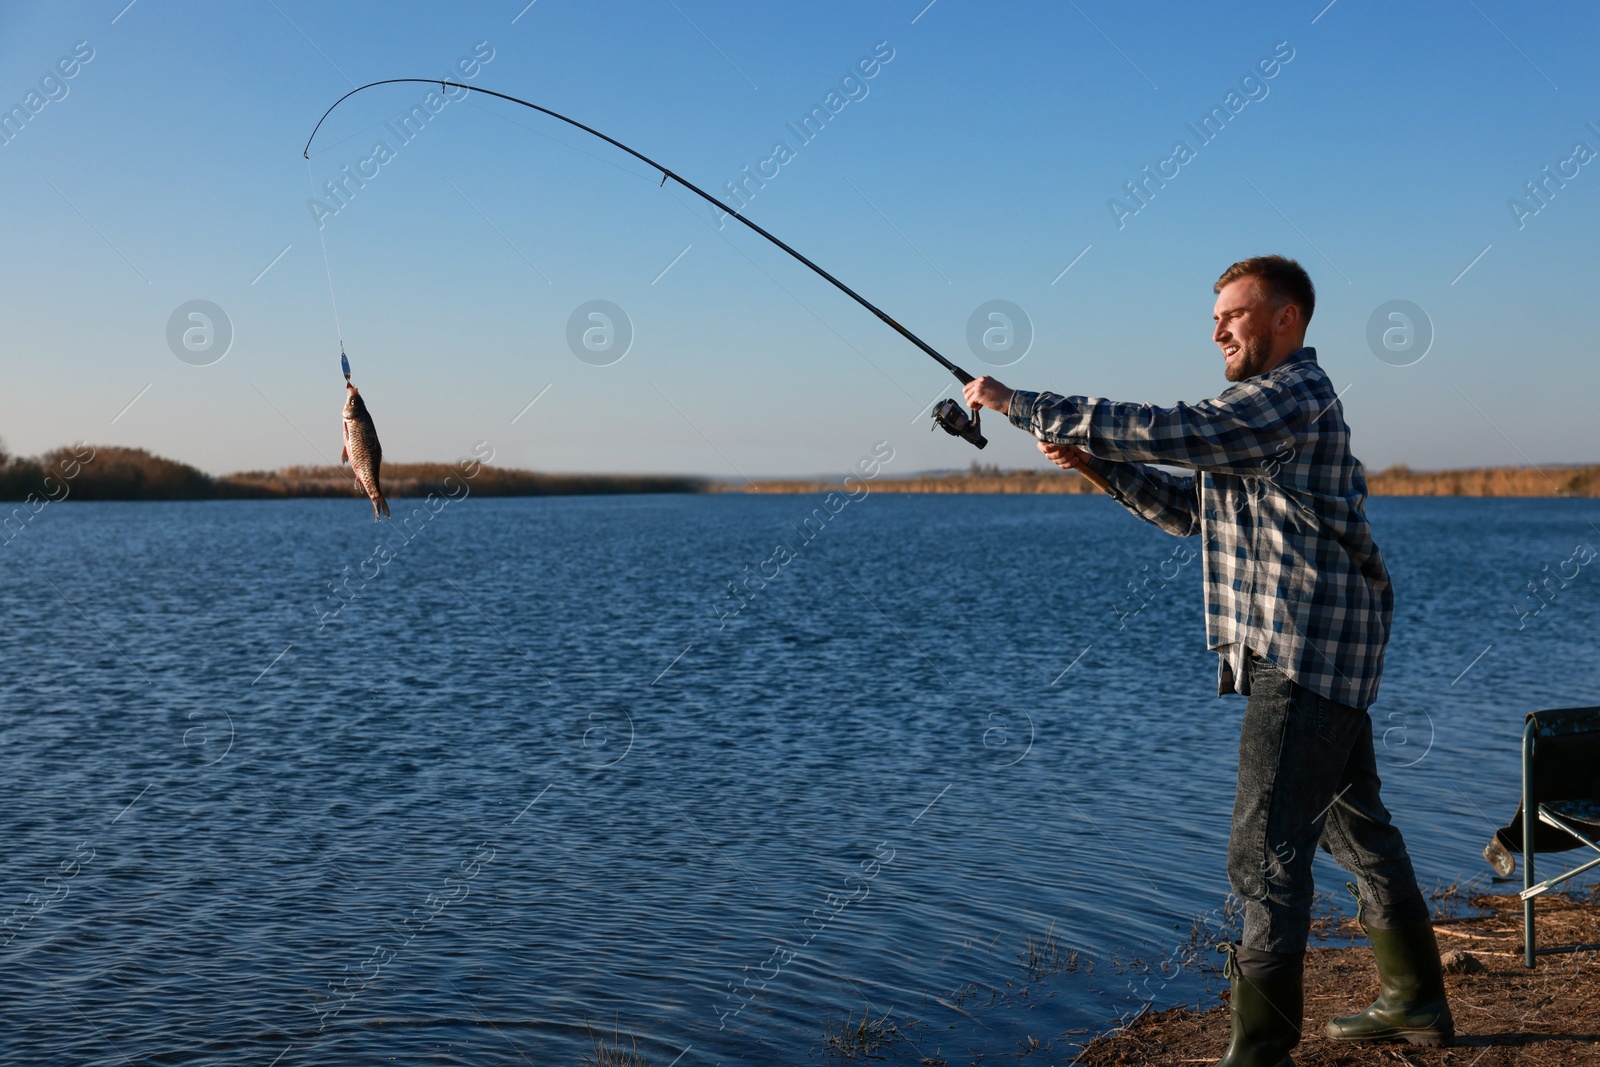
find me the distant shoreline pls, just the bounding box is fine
[2,446,1597,501]
[0,447,705,502]
[732,463,1600,498]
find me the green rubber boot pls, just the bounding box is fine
[1214,945,1302,1067]
[1325,922,1454,1046]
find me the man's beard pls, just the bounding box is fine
[1224,335,1272,382]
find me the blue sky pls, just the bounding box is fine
[1,0,1596,478]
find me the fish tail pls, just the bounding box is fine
[372,491,390,521]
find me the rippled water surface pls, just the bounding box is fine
[4,493,1598,1065]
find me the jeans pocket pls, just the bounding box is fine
[1312,696,1346,746]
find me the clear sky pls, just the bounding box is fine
[1,0,1596,478]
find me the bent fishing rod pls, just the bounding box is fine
[304,79,1112,491]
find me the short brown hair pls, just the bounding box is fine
[1214,255,1315,324]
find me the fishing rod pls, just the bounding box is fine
[305,80,1113,488]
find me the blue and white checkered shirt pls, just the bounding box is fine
[1008,348,1392,709]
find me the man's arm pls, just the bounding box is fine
[1041,442,1199,537]
[1009,383,1300,474]
[965,373,1303,476]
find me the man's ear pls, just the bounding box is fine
[1275,301,1300,336]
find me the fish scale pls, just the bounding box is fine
[341,385,390,521]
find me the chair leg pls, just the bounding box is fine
[1522,719,1537,969]
[1523,812,1535,969]
[1524,866,1534,969]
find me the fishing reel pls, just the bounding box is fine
[931,398,987,449]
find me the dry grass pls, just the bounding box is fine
[1018,920,1083,982]
[0,445,704,501]
[1,445,212,500]
[820,1002,911,1061]
[733,467,1102,495]
[6,443,1596,501]
[582,1016,649,1067]
[1367,464,1600,497]
[218,463,703,498]
[731,464,1600,498]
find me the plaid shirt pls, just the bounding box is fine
[1008,348,1392,709]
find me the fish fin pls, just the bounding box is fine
[340,441,348,465]
[373,491,390,521]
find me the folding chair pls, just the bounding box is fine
[1482,706,1600,968]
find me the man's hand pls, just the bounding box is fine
[962,375,1014,415]
[1038,440,1092,471]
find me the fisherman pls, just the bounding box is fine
[964,256,1452,1066]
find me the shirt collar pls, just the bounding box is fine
[1252,346,1315,381]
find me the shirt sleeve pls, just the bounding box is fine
[1008,378,1304,476]
[1087,456,1201,537]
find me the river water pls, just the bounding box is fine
[3,492,1597,1065]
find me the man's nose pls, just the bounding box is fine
[1212,322,1227,344]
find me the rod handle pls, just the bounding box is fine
[1077,462,1113,495]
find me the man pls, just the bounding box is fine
[964,256,1452,1066]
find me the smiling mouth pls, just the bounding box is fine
[1223,344,1240,359]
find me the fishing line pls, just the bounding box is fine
[307,158,370,521]
[306,156,349,381]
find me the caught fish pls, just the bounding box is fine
[341,384,390,521]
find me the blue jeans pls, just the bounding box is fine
[1229,653,1429,955]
